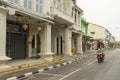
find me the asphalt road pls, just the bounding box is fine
[20,48,120,80]
[1,48,120,80]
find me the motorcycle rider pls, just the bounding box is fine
[97,42,105,60]
[101,43,105,59]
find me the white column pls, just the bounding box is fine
[28,24,34,58]
[0,7,11,62]
[76,10,78,25]
[41,23,53,55]
[19,0,24,7]
[73,8,75,23]
[79,14,82,31]
[65,28,72,56]
[28,33,32,57]
[76,34,83,54]
[78,13,80,25]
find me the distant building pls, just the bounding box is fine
[88,23,115,49]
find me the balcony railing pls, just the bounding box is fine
[51,7,73,23]
[72,24,81,31]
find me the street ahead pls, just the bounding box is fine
[1,48,120,80]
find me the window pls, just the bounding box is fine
[32,35,35,48]
[36,0,43,13]
[78,12,80,24]
[72,11,73,16]
[63,1,66,11]
[82,27,85,34]
[56,0,61,9]
[75,13,77,23]
[9,0,19,4]
[91,32,95,34]
[54,0,56,6]
[24,0,32,9]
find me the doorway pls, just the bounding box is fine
[37,34,41,53]
[32,34,41,56]
[6,24,26,60]
[56,35,63,55]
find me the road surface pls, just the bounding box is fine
[1,48,120,80]
[22,48,120,80]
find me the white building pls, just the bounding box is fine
[0,0,83,63]
[71,3,83,54]
[44,0,83,55]
[110,36,116,42]
[88,23,114,48]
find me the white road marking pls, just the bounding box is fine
[24,72,32,76]
[48,66,53,69]
[87,60,96,66]
[39,73,64,77]
[63,63,67,65]
[59,68,81,80]
[38,69,44,72]
[6,77,17,80]
[56,64,61,67]
[68,61,72,63]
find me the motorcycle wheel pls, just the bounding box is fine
[98,58,101,63]
[101,59,103,62]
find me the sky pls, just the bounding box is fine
[77,0,120,41]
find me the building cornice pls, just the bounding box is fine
[73,4,83,13]
[1,0,54,24]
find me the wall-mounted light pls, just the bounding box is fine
[37,26,41,32]
[22,24,28,30]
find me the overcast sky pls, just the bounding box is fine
[77,0,120,41]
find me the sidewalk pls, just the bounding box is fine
[0,50,96,75]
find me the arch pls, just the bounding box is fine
[37,34,41,53]
[56,35,63,55]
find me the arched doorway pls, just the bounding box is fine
[56,35,63,55]
[32,34,41,56]
[37,34,41,53]
[32,34,36,56]
[72,33,77,54]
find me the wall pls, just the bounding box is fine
[81,18,88,35]
[88,23,105,39]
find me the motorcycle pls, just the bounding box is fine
[97,54,104,63]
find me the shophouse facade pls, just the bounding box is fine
[88,23,113,49]
[50,0,83,55]
[0,0,83,63]
[49,0,74,56]
[71,2,83,54]
[0,0,54,62]
[81,18,89,52]
[109,36,116,48]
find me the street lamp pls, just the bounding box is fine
[22,23,28,30]
[37,26,41,32]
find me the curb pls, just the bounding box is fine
[6,54,95,80]
[0,55,69,74]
